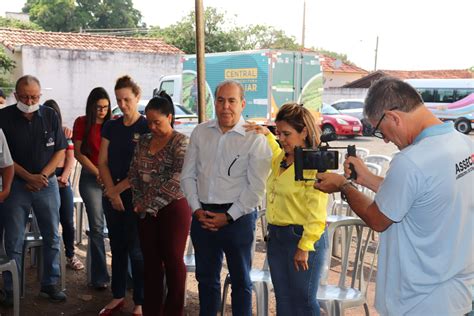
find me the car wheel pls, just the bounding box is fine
[454,118,472,134]
[322,124,335,135]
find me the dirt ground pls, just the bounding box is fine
[0,136,396,316]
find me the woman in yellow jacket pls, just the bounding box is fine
[246,103,328,316]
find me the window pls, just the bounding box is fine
[435,89,455,103]
[418,89,435,102]
[455,89,474,100]
[160,81,175,97]
[347,101,364,110]
[332,102,347,110]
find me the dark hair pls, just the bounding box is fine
[114,75,141,97]
[145,91,175,127]
[364,76,424,120]
[0,88,5,98]
[81,87,111,156]
[16,75,41,92]
[43,99,62,126]
[275,102,321,148]
[214,80,245,100]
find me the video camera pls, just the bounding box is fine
[294,133,357,181]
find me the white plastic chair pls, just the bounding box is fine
[317,218,378,316]
[71,161,86,244]
[355,147,370,159]
[0,255,20,316]
[183,236,195,307]
[221,209,271,316]
[363,154,391,171]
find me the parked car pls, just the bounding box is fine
[320,103,363,138]
[330,99,374,135]
[112,99,198,136]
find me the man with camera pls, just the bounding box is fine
[315,77,473,315]
[181,80,271,315]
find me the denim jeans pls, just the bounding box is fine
[56,168,75,258]
[267,224,328,316]
[1,176,61,291]
[103,189,144,305]
[191,207,257,316]
[79,170,110,286]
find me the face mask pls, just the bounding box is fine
[16,101,40,113]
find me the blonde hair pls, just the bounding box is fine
[275,103,321,148]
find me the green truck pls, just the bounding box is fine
[155,49,323,123]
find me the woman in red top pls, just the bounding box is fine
[72,87,111,289]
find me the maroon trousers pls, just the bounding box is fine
[138,198,192,316]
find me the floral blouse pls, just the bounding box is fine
[129,131,189,216]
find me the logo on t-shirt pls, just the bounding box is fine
[455,154,473,179]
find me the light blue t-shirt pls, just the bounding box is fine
[374,122,474,316]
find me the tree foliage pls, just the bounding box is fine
[148,7,300,54]
[0,49,16,93]
[0,17,43,30]
[308,47,354,65]
[23,0,143,32]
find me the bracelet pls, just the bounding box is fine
[340,181,357,201]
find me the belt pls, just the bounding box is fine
[200,202,233,211]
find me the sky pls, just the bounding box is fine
[2,0,473,71]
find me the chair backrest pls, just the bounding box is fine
[355,147,370,159]
[250,209,268,263]
[320,218,378,296]
[70,161,82,196]
[363,154,392,171]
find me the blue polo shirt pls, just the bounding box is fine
[0,105,67,175]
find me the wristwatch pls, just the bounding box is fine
[225,212,234,224]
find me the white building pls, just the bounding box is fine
[0,28,183,126]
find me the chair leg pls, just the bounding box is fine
[253,282,269,316]
[86,237,91,284]
[183,273,188,307]
[220,274,231,316]
[10,260,20,316]
[60,238,66,291]
[363,303,370,316]
[74,203,84,245]
[21,248,27,298]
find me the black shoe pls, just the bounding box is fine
[39,285,67,302]
[88,282,108,291]
[0,289,13,307]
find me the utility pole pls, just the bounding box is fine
[301,0,306,48]
[374,35,379,71]
[195,0,206,123]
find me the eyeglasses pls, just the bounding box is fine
[372,107,398,139]
[96,106,109,112]
[17,94,42,102]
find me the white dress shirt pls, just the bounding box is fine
[180,117,272,220]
